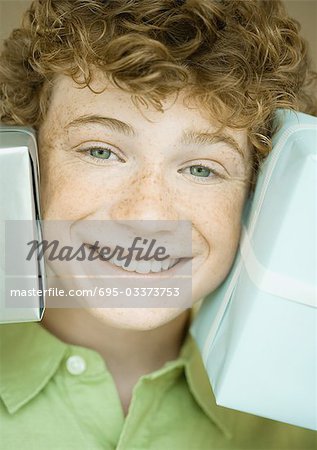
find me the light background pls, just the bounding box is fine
[0,0,316,69]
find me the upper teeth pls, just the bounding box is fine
[108,256,180,274]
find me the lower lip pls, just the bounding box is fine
[84,244,192,278]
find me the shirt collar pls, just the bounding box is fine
[0,313,232,438]
[0,321,67,414]
[181,331,233,438]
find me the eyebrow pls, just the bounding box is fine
[65,115,245,160]
[65,114,136,136]
[180,129,245,160]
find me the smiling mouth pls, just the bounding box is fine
[84,243,184,275]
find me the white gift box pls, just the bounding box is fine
[0,125,45,323]
[191,109,317,430]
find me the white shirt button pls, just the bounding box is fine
[66,355,86,375]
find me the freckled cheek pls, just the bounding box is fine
[39,158,125,219]
[39,162,96,219]
[188,188,246,254]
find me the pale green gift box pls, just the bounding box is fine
[191,109,317,430]
[0,125,45,323]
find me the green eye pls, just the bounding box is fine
[189,165,211,177]
[90,148,111,159]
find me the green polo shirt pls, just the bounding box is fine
[0,321,315,450]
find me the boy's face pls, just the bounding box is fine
[38,71,252,330]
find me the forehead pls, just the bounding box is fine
[43,72,250,155]
[47,72,208,122]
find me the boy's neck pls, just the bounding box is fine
[39,307,191,413]
[41,308,191,416]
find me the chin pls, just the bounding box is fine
[87,307,187,331]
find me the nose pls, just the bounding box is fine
[109,169,179,234]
